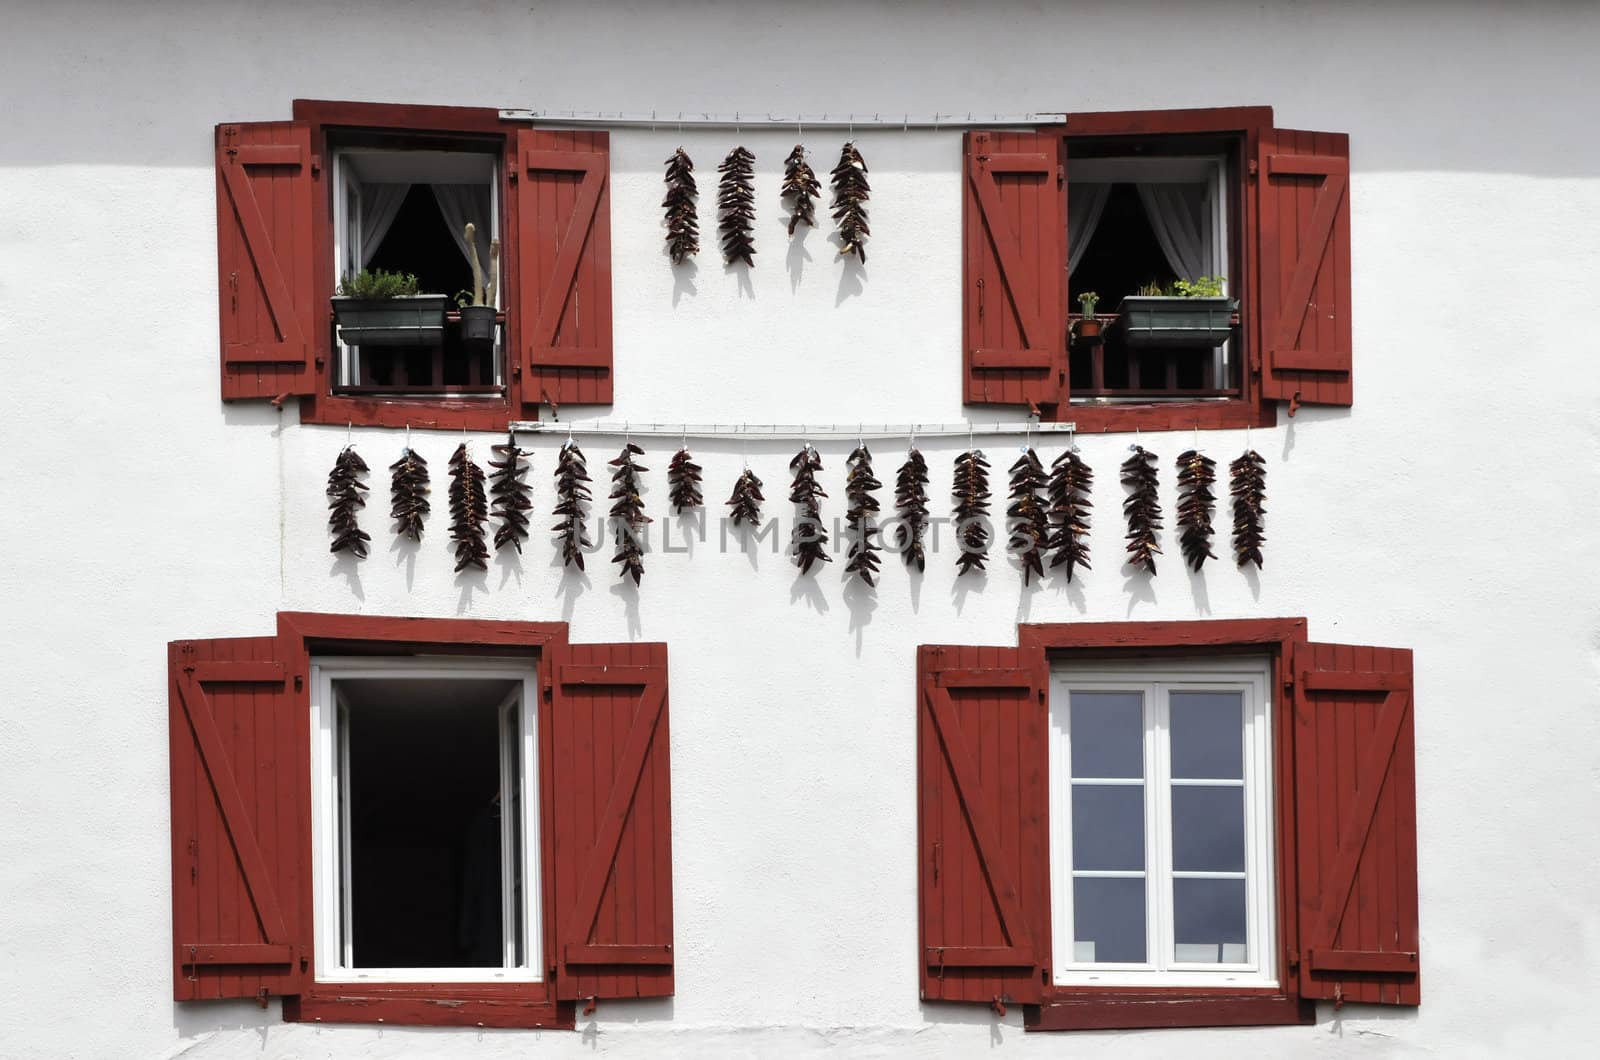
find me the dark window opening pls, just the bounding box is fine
[340,677,518,970]
[1069,182,1177,313]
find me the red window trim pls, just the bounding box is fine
[275,611,568,1027]
[1046,106,1278,434]
[1015,617,1314,1030]
[289,100,529,431]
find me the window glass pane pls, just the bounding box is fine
[1072,785,1145,870]
[1074,877,1147,964]
[1070,691,1144,778]
[1170,785,1245,873]
[1169,691,1243,779]
[1173,877,1248,963]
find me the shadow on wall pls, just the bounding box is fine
[5,3,1599,176]
[171,999,277,1050]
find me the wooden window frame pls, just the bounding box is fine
[292,100,529,432]
[1055,106,1278,434]
[1018,618,1314,1031]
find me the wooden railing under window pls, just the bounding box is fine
[1068,312,1243,401]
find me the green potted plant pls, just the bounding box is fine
[1073,291,1102,345]
[1115,275,1237,348]
[332,269,448,346]
[455,222,501,345]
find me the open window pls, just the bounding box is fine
[962,108,1353,430]
[168,614,673,1028]
[917,620,1418,1031]
[310,658,538,982]
[214,101,615,429]
[331,142,504,396]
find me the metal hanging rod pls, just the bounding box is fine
[506,421,1075,440]
[498,110,1067,130]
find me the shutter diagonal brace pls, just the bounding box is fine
[559,672,671,965]
[922,677,1035,967]
[218,140,308,362]
[1267,154,1347,374]
[1301,675,1411,960]
[176,665,292,951]
[525,149,608,370]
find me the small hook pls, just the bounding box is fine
[346,421,352,447]
[908,423,917,451]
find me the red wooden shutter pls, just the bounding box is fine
[918,644,1051,1008]
[169,635,309,1001]
[1291,641,1419,1006]
[516,130,614,409]
[215,122,318,402]
[962,131,1066,412]
[1258,129,1353,412]
[546,641,673,1001]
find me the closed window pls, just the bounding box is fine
[917,622,1420,1031]
[1049,659,1274,988]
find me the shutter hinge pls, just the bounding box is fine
[1248,158,1259,180]
[310,154,321,176]
[1056,164,1064,187]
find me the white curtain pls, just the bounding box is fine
[1137,182,1209,282]
[1067,183,1111,276]
[359,184,411,269]
[431,184,495,285]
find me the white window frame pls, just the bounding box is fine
[309,656,542,984]
[1070,154,1233,390]
[329,147,504,391]
[1049,657,1275,989]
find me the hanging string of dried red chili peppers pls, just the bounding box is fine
[1046,448,1093,581]
[717,146,757,266]
[388,445,429,543]
[782,144,820,235]
[488,433,532,554]
[844,443,883,586]
[726,468,765,526]
[952,448,992,576]
[789,444,831,573]
[667,447,703,512]
[1230,449,1267,569]
[830,141,870,262]
[1121,445,1163,574]
[1007,447,1049,585]
[327,445,370,558]
[894,445,930,573]
[608,443,651,584]
[551,441,592,571]
[662,147,699,265]
[1175,448,1219,571]
[447,442,489,572]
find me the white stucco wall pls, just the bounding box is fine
[3,2,1598,1057]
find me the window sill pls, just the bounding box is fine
[1026,989,1312,1031]
[1056,397,1276,434]
[302,391,519,432]
[285,982,574,1029]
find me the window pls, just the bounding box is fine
[309,658,539,983]
[168,613,673,1028]
[1066,150,1239,403]
[1049,659,1274,988]
[917,620,1419,1031]
[330,141,505,395]
[961,108,1354,430]
[214,101,615,429]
